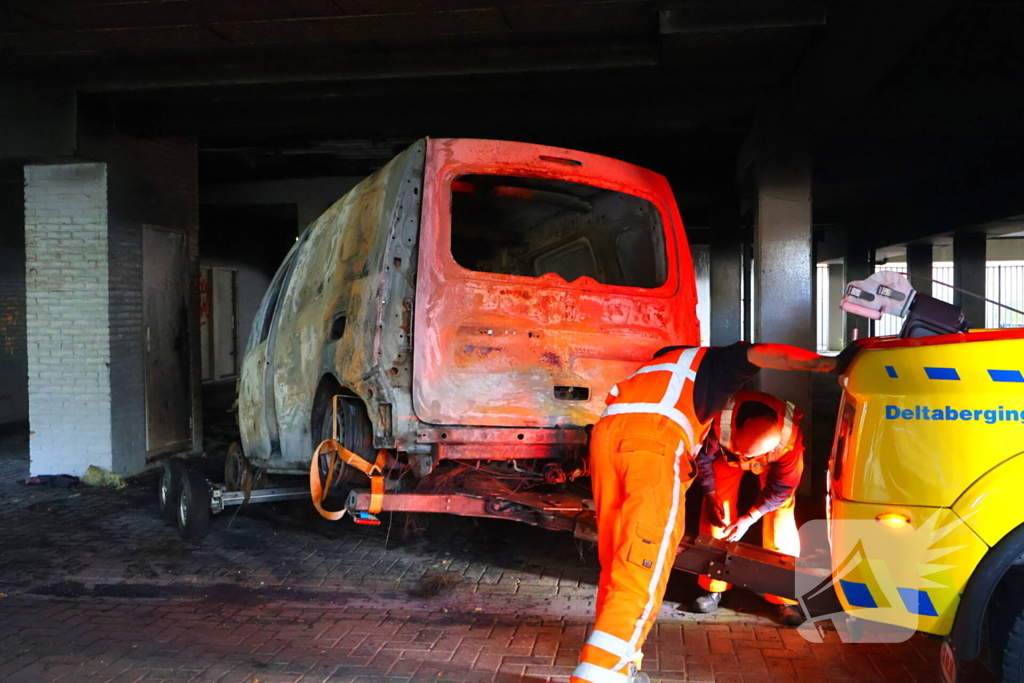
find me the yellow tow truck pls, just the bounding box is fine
[674,271,1024,683]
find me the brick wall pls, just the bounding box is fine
[24,163,112,476]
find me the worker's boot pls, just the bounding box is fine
[777,604,804,627]
[692,591,723,614]
[627,662,651,683]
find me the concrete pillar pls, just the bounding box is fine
[844,234,874,343]
[752,95,814,410]
[827,263,846,351]
[749,94,815,493]
[907,243,933,297]
[24,163,114,476]
[953,232,986,328]
[709,197,743,345]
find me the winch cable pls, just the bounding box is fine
[903,272,1024,317]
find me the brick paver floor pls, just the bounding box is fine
[0,431,951,682]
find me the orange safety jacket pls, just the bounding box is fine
[712,390,801,475]
[602,346,713,454]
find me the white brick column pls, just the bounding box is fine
[24,163,113,476]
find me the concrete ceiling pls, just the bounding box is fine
[3,0,1024,248]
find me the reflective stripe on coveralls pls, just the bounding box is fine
[573,348,710,683]
[573,663,630,683]
[601,347,705,451]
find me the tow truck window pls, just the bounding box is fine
[450,174,667,289]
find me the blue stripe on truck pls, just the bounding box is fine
[925,367,960,381]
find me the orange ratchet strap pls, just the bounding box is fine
[309,439,388,520]
[308,395,388,522]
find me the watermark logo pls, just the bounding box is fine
[794,511,969,643]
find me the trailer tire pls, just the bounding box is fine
[177,468,212,542]
[158,459,185,523]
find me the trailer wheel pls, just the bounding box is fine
[158,459,185,522]
[177,468,212,542]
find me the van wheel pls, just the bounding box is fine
[311,389,375,487]
[177,468,212,542]
[993,571,1024,682]
[158,459,184,522]
[1001,610,1024,682]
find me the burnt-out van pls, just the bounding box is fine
[236,138,699,516]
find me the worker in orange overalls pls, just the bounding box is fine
[691,390,805,626]
[572,343,835,683]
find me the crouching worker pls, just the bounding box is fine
[572,344,834,683]
[692,389,805,626]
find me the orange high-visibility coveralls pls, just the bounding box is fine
[697,390,803,605]
[572,347,713,683]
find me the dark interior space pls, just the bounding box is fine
[451,174,667,288]
[0,161,27,431]
[199,204,298,281]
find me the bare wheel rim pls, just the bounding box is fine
[160,470,170,507]
[225,447,242,492]
[179,484,190,527]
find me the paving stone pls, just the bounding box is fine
[0,435,957,682]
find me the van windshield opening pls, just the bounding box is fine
[450,174,668,289]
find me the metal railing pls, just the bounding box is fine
[816,261,1024,350]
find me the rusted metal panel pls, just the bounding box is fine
[244,142,425,469]
[437,444,582,460]
[413,138,699,428]
[416,427,587,444]
[348,490,581,533]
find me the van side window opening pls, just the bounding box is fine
[450,175,668,289]
[248,247,297,352]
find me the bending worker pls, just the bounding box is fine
[572,342,834,683]
[691,389,805,626]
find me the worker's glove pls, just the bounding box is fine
[723,514,757,542]
[834,341,865,376]
[704,492,729,528]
